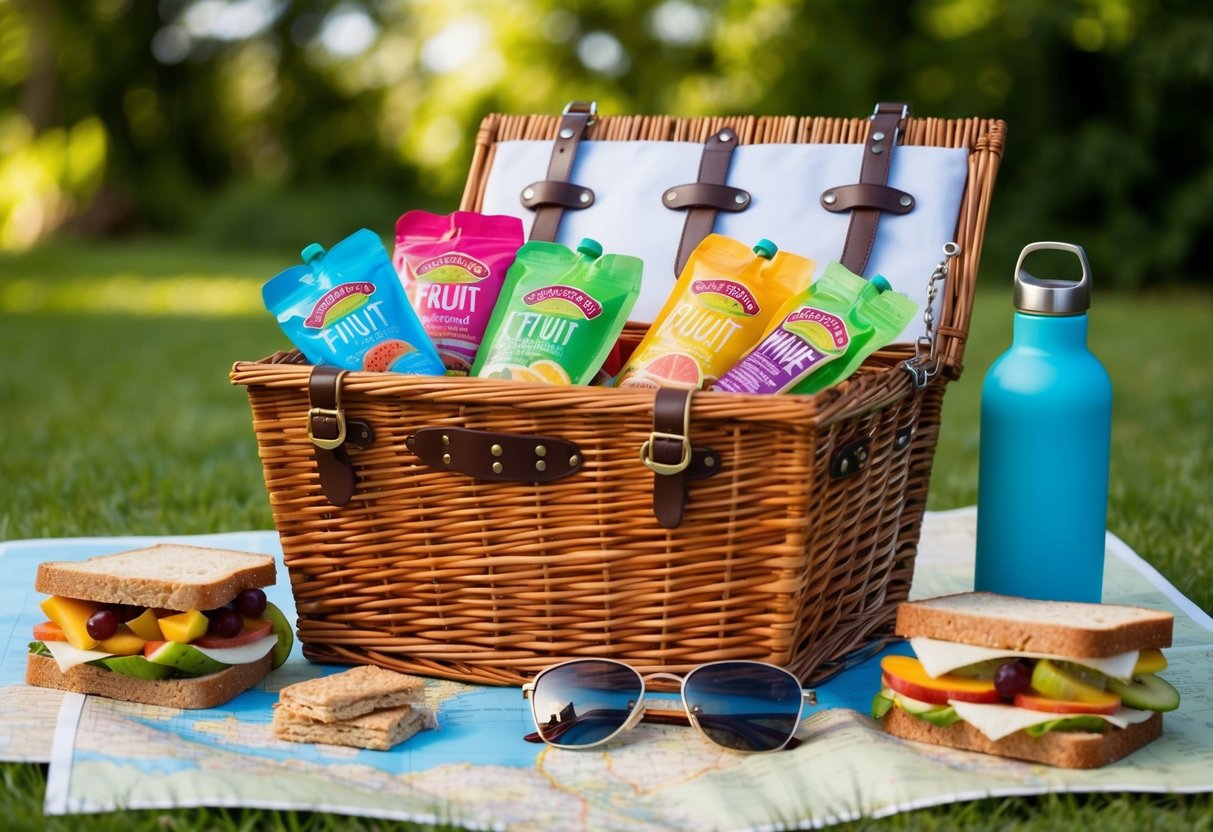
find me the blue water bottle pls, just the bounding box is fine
[974,242,1111,602]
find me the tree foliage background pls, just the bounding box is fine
[2,0,1211,288]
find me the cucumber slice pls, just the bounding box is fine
[918,706,960,727]
[260,601,294,669]
[1107,673,1181,712]
[100,655,174,680]
[872,691,894,719]
[145,641,229,676]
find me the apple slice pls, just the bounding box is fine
[1030,659,1120,706]
[881,655,1003,705]
[1014,692,1120,715]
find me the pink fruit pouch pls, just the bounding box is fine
[394,210,525,375]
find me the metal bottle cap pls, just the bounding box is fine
[1013,241,1092,315]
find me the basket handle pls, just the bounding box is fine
[405,427,584,482]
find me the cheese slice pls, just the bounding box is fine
[190,635,277,665]
[43,640,116,673]
[910,636,1140,681]
[40,634,276,674]
[949,700,1156,742]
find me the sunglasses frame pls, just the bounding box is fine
[522,657,813,754]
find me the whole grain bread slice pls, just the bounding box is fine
[277,665,426,723]
[34,544,276,611]
[895,592,1173,657]
[25,652,272,709]
[881,705,1163,769]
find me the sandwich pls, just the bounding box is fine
[26,544,294,709]
[873,592,1180,769]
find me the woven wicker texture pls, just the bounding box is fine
[233,111,1004,687]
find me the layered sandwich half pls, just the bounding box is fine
[27,544,293,709]
[873,592,1180,769]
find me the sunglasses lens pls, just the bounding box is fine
[683,662,803,752]
[531,661,643,747]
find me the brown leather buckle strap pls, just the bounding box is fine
[523,100,597,242]
[832,102,911,277]
[406,427,583,482]
[640,387,721,529]
[666,127,748,278]
[307,365,374,507]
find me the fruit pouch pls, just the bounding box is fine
[713,262,917,395]
[394,210,524,374]
[612,235,815,390]
[471,238,642,385]
[262,228,444,376]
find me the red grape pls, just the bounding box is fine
[208,607,243,639]
[234,588,267,618]
[86,609,119,641]
[994,659,1033,699]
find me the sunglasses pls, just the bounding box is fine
[522,658,814,753]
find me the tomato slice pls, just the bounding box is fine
[1014,692,1120,716]
[33,621,66,642]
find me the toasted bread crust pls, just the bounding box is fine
[881,705,1163,769]
[25,652,272,709]
[35,544,276,611]
[895,592,1173,657]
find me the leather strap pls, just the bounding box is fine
[820,182,915,215]
[405,427,583,483]
[837,102,910,276]
[520,180,594,211]
[668,128,746,278]
[525,101,597,242]
[307,365,374,507]
[640,388,721,529]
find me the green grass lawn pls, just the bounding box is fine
[1,238,1210,831]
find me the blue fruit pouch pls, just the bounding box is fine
[262,228,444,375]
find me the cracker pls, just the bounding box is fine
[272,703,428,751]
[277,665,426,723]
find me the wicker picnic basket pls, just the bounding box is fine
[232,107,1005,687]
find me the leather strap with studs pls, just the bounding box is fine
[665,127,749,278]
[307,365,375,507]
[405,427,583,483]
[825,102,912,277]
[522,100,597,243]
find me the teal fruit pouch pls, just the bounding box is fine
[262,228,444,375]
[713,261,917,395]
[394,210,524,375]
[471,238,642,385]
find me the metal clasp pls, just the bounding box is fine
[640,389,693,476]
[562,99,598,126]
[308,406,347,450]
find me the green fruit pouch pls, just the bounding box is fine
[471,238,642,385]
[262,228,444,375]
[394,210,524,375]
[713,261,917,395]
[613,235,815,390]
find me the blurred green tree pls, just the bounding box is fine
[0,0,1210,286]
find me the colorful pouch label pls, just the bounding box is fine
[613,235,815,390]
[394,211,524,375]
[262,228,444,375]
[471,241,642,385]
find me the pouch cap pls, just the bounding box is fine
[1013,241,1092,315]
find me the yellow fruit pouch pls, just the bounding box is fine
[613,235,815,389]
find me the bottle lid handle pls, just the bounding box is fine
[1013,241,1092,315]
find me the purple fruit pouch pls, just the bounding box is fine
[712,261,917,395]
[394,210,525,375]
[262,228,444,375]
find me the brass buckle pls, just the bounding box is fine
[308,406,347,450]
[640,431,692,476]
[562,99,598,126]
[639,390,693,476]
